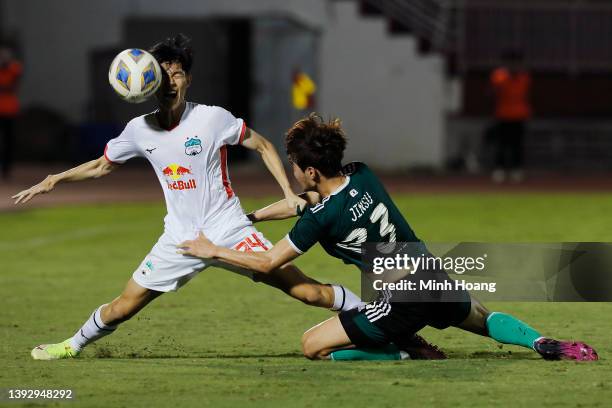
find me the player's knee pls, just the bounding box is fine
[301,331,323,360]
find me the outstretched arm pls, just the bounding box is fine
[12,155,117,204]
[241,128,307,212]
[178,233,300,274]
[247,191,320,223]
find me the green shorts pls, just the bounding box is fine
[339,292,472,348]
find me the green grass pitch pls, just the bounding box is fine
[1,194,612,407]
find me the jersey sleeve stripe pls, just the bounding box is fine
[219,145,234,199]
[285,234,304,254]
[103,144,120,164]
[238,121,247,144]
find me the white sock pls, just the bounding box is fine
[331,284,365,312]
[69,304,117,352]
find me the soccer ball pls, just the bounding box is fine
[108,49,162,103]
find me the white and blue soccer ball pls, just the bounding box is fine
[108,48,162,103]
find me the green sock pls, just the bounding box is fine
[330,344,404,361]
[486,312,542,350]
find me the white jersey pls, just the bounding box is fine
[105,102,252,243]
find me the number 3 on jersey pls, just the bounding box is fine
[337,203,396,253]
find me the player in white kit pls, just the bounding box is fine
[12,34,363,360]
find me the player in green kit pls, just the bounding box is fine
[178,114,598,362]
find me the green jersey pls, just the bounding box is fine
[287,162,420,267]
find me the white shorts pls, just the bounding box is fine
[132,226,273,292]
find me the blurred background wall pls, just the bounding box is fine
[0,0,450,169]
[2,0,612,172]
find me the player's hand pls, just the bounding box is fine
[12,175,56,204]
[285,192,307,214]
[177,231,217,259]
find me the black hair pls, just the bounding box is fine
[149,33,193,73]
[285,113,347,178]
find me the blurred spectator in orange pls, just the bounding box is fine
[0,43,22,180]
[490,49,531,183]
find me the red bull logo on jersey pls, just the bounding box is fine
[161,163,197,191]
